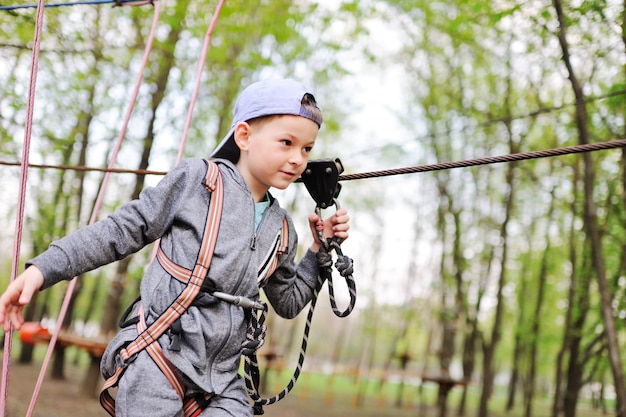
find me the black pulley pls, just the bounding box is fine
[299,158,343,208]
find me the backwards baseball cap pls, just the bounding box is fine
[210,78,323,162]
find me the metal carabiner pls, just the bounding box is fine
[314,198,342,248]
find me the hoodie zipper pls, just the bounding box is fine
[205,197,260,390]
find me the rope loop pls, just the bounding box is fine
[318,237,357,318]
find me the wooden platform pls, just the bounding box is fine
[19,322,108,358]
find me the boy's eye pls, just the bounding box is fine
[281,139,292,146]
[304,146,313,153]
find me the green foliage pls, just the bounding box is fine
[2,1,626,415]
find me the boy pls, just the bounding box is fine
[0,78,350,416]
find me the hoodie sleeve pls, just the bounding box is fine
[28,158,209,290]
[262,217,322,319]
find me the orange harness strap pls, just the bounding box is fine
[99,161,223,416]
[138,303,214,417]
[157,216,288,288]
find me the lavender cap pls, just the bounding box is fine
[210,78,322,162]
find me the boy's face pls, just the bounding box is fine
[235,115,318,201]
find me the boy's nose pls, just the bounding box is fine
[289,151,305,166]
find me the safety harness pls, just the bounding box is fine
[99,159,355,416]
[99,160,225,416]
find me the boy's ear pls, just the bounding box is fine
[233,122,252,152]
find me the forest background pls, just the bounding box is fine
[1,1,626,417]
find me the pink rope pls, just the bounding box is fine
[3,0,226,413]
[0,1,46,416]
[21,3,162,417]
[150,0,227,261]
[174,0,227,164]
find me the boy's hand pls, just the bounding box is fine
[0,266,44,332]
[308,208,350,252]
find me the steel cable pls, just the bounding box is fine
[338,138,626,181]
[3,139,625,181]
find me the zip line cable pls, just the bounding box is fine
[2,138,626,182]
[0,160,168,175]
[337,138,626,181]
[1,87,625,178]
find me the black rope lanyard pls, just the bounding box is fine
[242,234,356,415]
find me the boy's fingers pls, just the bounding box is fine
[0,277,34,331]
[333,217,350,231]
[334,210,349,222]
[8,308,23,330]
[19,280,39,305]
[1,306,21,332]
[2,283,24,306]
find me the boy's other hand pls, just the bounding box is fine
[0,266,44,332]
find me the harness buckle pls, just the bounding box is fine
[115,351,138,369]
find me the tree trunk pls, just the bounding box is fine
[553,1,626,415]
[458,322,478,416]
[562,257,593,417]
[524,185,556,417]
[459,208,490,417]
[506,285,525,411]
[354,206,388,407]
[98,0,188,338]
[552,160,580,417]
[506,218,536,412]
[478,172,515,417]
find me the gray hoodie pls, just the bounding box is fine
[28,158,321,396]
